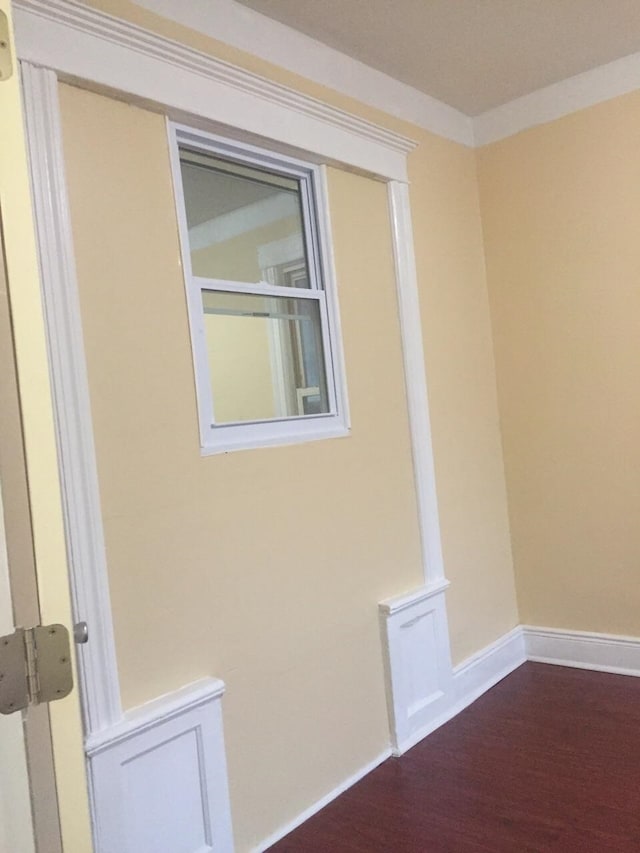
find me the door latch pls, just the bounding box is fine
[0,624,73,715]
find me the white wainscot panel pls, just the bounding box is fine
[379,583,453,755]
[86,679,234,853]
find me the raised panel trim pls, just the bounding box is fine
[88,678,234,853]
[379,586,454,754]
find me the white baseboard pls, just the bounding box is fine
[453,625,526,705]
[252,748,392,853]
[523,625,640,677]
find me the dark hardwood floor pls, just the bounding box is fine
[270,663,640,852]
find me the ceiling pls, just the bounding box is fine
[235,0,640,115]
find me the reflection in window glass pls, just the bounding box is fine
[201,290,328,424]
[180,150,311,286]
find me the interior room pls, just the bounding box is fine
[1,1,639,851]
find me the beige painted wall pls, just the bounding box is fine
[478,91,640,635]
[408,129,519,662]
[76,0,519,669]
[59,83,426,850]
[56,2,519,848]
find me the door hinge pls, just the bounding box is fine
[0,624,73,715]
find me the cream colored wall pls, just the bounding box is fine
[408,129,519,662]
[55,3,520,849]
[478,91,640,635]
[59,83,426,850]
[75,0,519,667]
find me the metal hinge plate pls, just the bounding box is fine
[0,624,73,715]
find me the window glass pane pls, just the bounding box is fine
[180,149,311,287]
[202,291,329,424]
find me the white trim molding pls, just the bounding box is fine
[14,0,415,182]
[523,626,640,677]
[453,625,526,708]
[474,51,640,146]
[88,678,234,853]
[132,0,475,148]
[20,61,122,735]
[17,0,640,154]
[379,584,454,755]
[380,600,525,755]
[388,182,447,585]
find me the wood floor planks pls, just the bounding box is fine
[269,663,640,851]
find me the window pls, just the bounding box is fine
[170,126,349,453]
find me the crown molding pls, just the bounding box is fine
[17,0,640,153]
[133,0,475,148]
[13,0,416,181]
[474,51,640,146]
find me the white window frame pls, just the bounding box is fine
[168,123,350,454]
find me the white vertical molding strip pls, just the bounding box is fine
[20,62,122,735]
[388,181,446,584]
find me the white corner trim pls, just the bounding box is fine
[13,0,415,182]
[88,678,234,853]
[20,61,122,735]
[132,0,474,148]
[523,625,640,677]
[388,181,446,585]
[474,51,640,146]
[252,748,392,853]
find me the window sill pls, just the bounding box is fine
[200,418,350,455]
